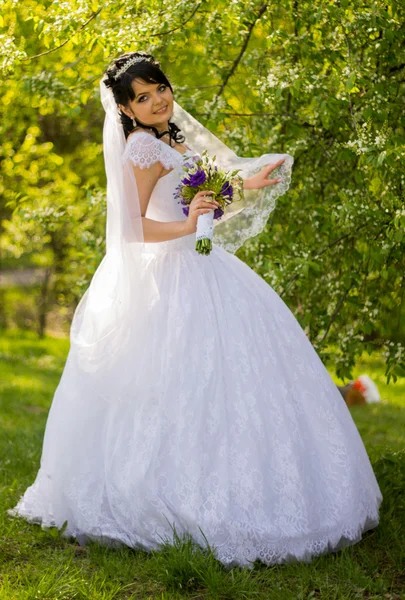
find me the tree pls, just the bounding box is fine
[1,0,404,380]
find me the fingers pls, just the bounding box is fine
[265,158,286,173]
[195,200,219,209]
[188,191,220,222]
[192,191,220,209]
[194,205,217,213]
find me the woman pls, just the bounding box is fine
[8,51,383,570]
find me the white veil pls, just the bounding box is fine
[68,76,294,402]
[69,76,160,400]
[171,102,294,254]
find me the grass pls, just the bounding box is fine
[327,354,405,459]
[0,327,404,599]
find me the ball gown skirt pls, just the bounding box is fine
[8,151,383,570]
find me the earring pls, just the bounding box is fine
[132,117,136,127]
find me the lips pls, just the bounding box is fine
[154,105,168,114]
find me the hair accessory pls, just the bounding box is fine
[114,55,153,80]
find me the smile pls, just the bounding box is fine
[154,105,168,114]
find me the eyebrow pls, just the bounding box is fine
[135,84,162,99]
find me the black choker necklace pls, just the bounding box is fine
[155,129,171,141]
[133,122,172,145]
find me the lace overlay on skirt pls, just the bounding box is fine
[7,138,382,569]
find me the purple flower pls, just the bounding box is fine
[182,206,189,216]
[221,181,233,197]
[188,169,207,187]
[214,207,224,219]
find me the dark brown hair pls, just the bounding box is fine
[103,51,185,143]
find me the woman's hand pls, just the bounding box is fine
[244,158,286,190]
[182,190,220,235]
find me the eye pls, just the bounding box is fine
[138,84,166,103]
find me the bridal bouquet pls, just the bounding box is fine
[175,150,244,255]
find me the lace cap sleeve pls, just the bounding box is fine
[121,131,182,170]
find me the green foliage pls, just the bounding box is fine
[0,0,404,379]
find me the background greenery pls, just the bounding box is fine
[1,2,404,595]
[1,0,404,381]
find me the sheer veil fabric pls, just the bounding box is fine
[69,76,294,399]
[170,101,294,252]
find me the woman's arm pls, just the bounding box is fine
[141,217,188,243]
[130,158,191,243]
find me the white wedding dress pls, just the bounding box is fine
[8,134,383,569]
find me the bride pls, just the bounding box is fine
[8,51,383,570]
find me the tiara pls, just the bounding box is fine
[114,55,153,80]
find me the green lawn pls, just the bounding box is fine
[1,328,404,600]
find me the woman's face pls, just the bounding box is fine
[119,78,174,129]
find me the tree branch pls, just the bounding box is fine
[279,219,391,298]
[150,3,202,36]
[212,2,268,103]
[388,63,405,74]
[344,32,360,136]
[21,7,104,61]
[318,283,354,345]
